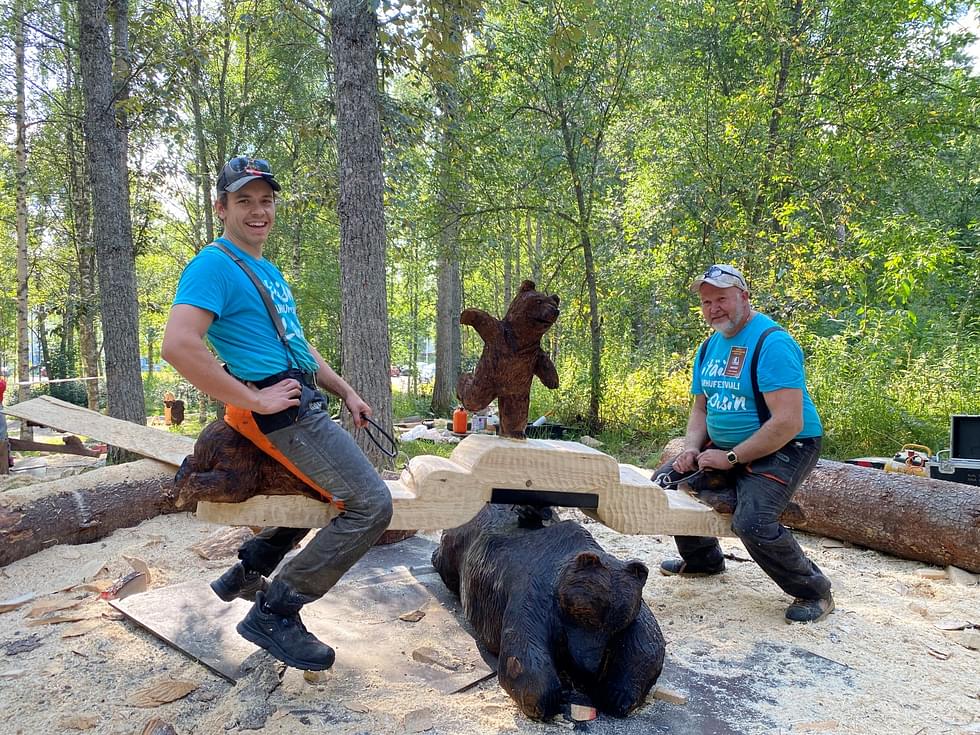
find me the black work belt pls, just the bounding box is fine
[250,368,317,390]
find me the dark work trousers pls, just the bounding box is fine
[236,384,393,599]
[666,437,830,601]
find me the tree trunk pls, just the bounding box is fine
[330,0,393,469]
[78,0,146,462]
[62,24,101,412]
[0,459,179,567]
[430,71,463,418]
[658,439,980,572]
[14,0,31,411]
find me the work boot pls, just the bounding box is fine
[659,558,725,577]
[784,593,835,624]
[236,579,335,671]
[210,562,269,603]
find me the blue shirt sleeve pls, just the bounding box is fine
[756,333,806,393]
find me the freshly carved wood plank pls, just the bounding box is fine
[449,434,620,492]
[3,396,193,467]
[196,437,734,536]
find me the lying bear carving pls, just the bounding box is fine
[456,280,560,439]
[432,505,665,720]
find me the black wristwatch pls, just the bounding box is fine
[726,450,740,466]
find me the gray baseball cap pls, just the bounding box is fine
[691,264,748,292]
[216,156,281,195]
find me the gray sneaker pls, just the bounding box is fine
[784,594,835,623]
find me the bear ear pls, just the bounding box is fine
[573,552,603,570]
[626,561,649,583]
[552,295,560,307]
[520,280,536,292]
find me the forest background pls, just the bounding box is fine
[0,0,977,468]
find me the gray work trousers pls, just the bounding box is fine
[235,387,393,599]
[667,437,831,601]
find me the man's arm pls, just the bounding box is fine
[673,394,709,473]
[697,388,803,470]
[307,345,370,429]
[161,304,301,415]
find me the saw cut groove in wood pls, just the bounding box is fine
[197,434,735,537]
[3,396,194,467]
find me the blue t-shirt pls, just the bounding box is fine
[691,313,823,448]
[172,237,319,381]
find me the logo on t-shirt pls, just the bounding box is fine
[723,346,747,377]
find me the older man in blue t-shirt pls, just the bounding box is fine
[657,264,833,624]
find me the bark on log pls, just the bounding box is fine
[0,459,181,567]
[658,438,980,573]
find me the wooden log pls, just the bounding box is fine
[9,435,100,457]
[0,459,180,567]
[657,438,980,573]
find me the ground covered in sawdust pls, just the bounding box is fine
[0,453,978,735]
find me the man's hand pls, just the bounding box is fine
[697,448,733,471]
[250,378,302,415]
[345,392,371,429]
[672,449,700,473]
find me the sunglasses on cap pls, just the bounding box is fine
[702,265,746,288]
[226,156,272,176]
[217,156,281,194]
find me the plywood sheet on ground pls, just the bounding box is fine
[111,536,494,693]
[2,396,193,467]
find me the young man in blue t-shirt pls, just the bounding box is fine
[162,157,392,669]
[657,264,833,624]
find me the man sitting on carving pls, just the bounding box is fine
[656,265,832,624]
[162,156,392,670]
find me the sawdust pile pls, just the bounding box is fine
[0,468,978,734]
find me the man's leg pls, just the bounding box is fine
[654,459,728,576]
[730,439,833,622]
[236,409,393,668]
[211,527,310,602]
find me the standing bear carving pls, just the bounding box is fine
[432,505,666,720]
[456,280,560,438]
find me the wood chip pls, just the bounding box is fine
[403,707,434,732]
[820,539,846,548]
[925,645,951,660]
[569,703,597,721]
[188,526,254,560]
[26,598,84,618]
[61,618,103,638]
[99,570,148,600]
[934,618,974,631]
[653,685,688,705]
[60,713,100,730]
[914,568,948,580]
[123,555,151,579]
[0,668,27,679]
[72,580,114,594]
[27,613,92,626]
[794,721,839,732]
[127,678,199,708]
[302,670,329,684]
[399,609,425,623]
[944,629,980,651]
[412,646,459,671]
[77,559,108,582]
[945,566,979,586]
[0,592,35,614]
[344,702,371,713]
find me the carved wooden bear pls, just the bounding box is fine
[456,280,560,439]
[432,505,666,720]
[171,418,319,508]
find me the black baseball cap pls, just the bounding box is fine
[216,156,281,195]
